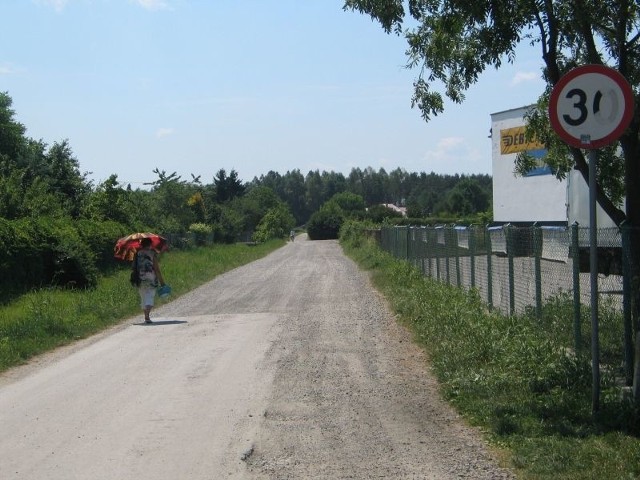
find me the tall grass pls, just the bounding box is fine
[340,222,640,480]
[0,240,284,372]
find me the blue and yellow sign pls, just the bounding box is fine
[500,126,544,154]
[500,126,550,176]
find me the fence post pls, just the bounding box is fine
[571,223,582,355]
[454,226,461,287]
[418,227,425,274]
[485,224,493,310]
[533,224,543,320]
[433,227,444,282]
[621,222,634,385]
[393,227,397,257]
[425,226,431,277]
[506,225,516,316]
[445,226,451,285]
[469,225,476,289]
[406,226,410,261]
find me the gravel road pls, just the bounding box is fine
[0,235,515,479]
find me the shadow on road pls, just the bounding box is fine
[134,320,188,326]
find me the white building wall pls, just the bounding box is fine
[567,169,618,228]
[491,106,567,223]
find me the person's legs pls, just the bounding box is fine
[143,305,152,323]
[139,287,156,323]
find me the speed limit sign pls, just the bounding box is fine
[549,64,634,149]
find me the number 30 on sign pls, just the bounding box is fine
[549,64,634,149]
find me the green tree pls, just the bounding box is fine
[234,185,283,234]
[407,188,438,218]
[446,177,490,215]
[44,140,90,218]
[305,170,325,216]
[328,191,366,216]
[214,168,245,203]
[0,94,91,220]
[283,169,307,224]
[0,92,27,163]
[214,204,246,243]
[251,170,285,199]
[387,167,408,205]
[146,169,196,234]
[252,205,295,243]
[367,204,404,223]
[307,202,345,240]
[84,174,132,225]
[321,170,347,201]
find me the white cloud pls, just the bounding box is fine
[437,137,465,150]
[155,127,175,138]
[511,71,539,86]
[422,136,486,174]
[0,63,21,75]
[134,0,171,11]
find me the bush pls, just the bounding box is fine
[213,206,246,243]
[307,204,344,240]
[188,222,213,246]
[252,206,295,243]
[75,219,130,271]
[32,217,99,289]
[0,217,106,298]
[339,219,378,248]
[366,204,404,223]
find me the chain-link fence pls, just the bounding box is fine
[379,224,638,386]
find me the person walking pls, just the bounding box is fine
[134,237,165,323]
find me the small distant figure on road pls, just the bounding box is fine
[134,237,166,324]
[290,230,295,242]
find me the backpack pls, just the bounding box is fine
[130,254,141,287]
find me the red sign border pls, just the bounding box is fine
[549,64,634,149]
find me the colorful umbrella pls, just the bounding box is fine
[114,232,168,261]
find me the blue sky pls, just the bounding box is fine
[0,0,545,187]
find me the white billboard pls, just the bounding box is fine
[491,106,567,223]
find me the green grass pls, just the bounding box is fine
[0,239,284,373]
[340,223,640,480]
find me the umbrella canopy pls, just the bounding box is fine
[114,232,168,261]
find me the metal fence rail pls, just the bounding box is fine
[379,224,638,386]
[381,224,626,314]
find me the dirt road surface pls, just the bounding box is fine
[0,236,514,479]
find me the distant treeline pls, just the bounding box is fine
[250,167,492,225]
[0,90,491,296]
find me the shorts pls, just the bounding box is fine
[138,285,156,308]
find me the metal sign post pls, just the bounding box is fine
[549,65,634,414]
[587,146,600,412]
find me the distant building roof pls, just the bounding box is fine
[381,204,407,216]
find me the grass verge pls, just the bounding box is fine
[0,239,284,373]
[340,222,640,480]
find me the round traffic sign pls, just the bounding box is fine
[549,64,634,149]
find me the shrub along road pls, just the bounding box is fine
[0,235,514,479]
